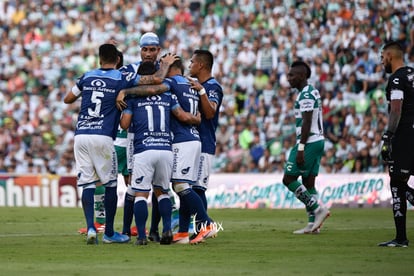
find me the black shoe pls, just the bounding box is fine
[160,230,173,245]
[135,238,148,246]
[378,239,409,247]
[148,231,160,242]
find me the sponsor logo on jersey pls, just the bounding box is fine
[91,79,107,87]
[393,78,399,85]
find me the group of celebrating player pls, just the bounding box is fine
[64,32,223,245]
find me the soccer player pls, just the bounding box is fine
[378,41,414,248]
[120,61,201,245]
[118,32,177,241]
[77,49,124,236]
[188,49,223,213]
[165,57,214,244]
[282,61,330,234]
[119,57,216,244]
[63,44,133,244]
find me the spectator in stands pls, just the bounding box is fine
[1,0,413,176]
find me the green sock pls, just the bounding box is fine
[287,181,319,212]
[307,188,318,223]
[94,185,105,224]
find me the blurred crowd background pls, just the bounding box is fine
[1,0,413,175]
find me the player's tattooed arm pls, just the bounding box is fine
[116,84,169,110]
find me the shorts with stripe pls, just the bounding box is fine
[171,141,201,185]
[195,153,214,190]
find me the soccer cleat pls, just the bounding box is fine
[160,230,173,245]
[204,224,218,239]
[378,239,409,247]
[190,226,212,245]
[78,222,105,235]
[102,232,130,244]
[311,207,330,232]
[173,232,190,244]
[86,228,97,245]
[293,223,320,234]
[135,238,148,246]
[130,226,138,236]
[148,231,161,242]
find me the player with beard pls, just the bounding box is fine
[378,41,414,247]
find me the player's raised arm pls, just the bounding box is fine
[137,53,179,85]
[188,77,217,119]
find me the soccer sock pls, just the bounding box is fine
[178,196,191,233]
[122,185,135,235]
[169,189,178,210]
[307,187,318,223]
[178,188,210,231]
[193,187,208,210]
[104,186,118,237]
[390,178,407,241]
[134,197,148,239]
[82,187,95,230]
[158,194,172,233]
[287,181,318,212]
[94,185,105,224]
[150,192,161,234]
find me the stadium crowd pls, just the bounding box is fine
[1,0,414,175]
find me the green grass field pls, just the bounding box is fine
[1,207,414,276]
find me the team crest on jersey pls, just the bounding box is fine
[190,127,200,138]
[181,167,190,175]
[209,90,218,98]
[91,79,107,87]
[135,176,144,184]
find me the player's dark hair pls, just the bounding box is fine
[116,50,123,69]
[382,41,404,53]
[194,49,214,70]
[99,44,118,65]
[137,61,156,75]
[171,57,185,75]
[291,60,311,79]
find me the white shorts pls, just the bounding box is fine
[172,141,201,185]
[196,152,214,190]
[74,135,117,188]
[127,132,134,173]
[131,150,173,193]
